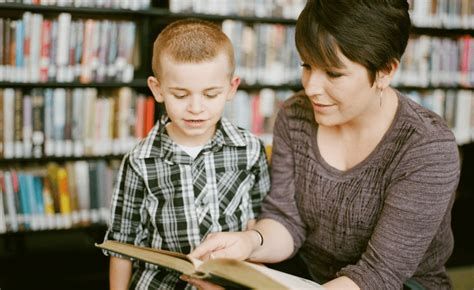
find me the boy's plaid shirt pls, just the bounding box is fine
[104,116,270,289]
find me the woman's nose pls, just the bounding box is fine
[303,70,325,97]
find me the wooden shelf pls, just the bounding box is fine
[0,79,148,88]
[0,154,124,164]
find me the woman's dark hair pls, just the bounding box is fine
[295,0,411,84]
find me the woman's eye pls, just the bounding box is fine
[326,71,343,78]
[300,62,311,69]
[205,93,219,98]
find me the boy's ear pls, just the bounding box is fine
[226,76,241,101]
[376,60,399,89]
[147,76,164,103]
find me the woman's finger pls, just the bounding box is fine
[189,234,224,259]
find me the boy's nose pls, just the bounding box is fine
[188,96,203,113]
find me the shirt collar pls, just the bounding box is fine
[135,114,247,161]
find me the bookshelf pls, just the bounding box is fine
[0,0,473,288]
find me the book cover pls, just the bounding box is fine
[96,240,323,290]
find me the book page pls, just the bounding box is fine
[95,241,196,275]
[245,262,324,289]
[197,258,323,289]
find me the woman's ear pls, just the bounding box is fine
[147,76,164,103]
[377,61,399,89]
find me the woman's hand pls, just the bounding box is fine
[189,231,260,261]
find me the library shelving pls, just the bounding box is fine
[0,0,473,289]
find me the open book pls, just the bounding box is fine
[96,240,323,289]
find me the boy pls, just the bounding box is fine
[103,19,270,289]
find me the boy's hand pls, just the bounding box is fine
[188,231,258,261]
[180,275,224,290]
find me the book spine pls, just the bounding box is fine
[0,171,6,233]
[3,88,15,158]
[3,171,18,231]
[74,160,90,224]
[30,13,43,83]
[57,167,72,228]
[13,89,23,158]
[144,96,155,136]
[22,93,33,158]
[53,88,66,156]
[72,88,85,156]
[41,176,56,229]
[39,19,51,83]
[64,89,73,156]
[56,13,71,82]
[31,89,45,158]
[32,175,46,229]
[22,12,31,82]
[0,19,4,82]
[15,19,24,83]
[0,89,3,157]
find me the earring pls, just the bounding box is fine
[379,88,383,107]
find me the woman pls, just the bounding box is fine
[188,0,460,289]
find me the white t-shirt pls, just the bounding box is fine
[178,144,204,159]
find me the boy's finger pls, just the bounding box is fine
[180,275,225,290]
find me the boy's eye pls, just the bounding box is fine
[326,71,343,78]
[204,93,219,98]
[172,94,187,99]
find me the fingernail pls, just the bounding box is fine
[179,275,189,282]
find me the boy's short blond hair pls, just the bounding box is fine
[152,18,235,79]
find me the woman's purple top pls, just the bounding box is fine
[259,90,460,289]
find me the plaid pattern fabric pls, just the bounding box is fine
[104,116,270,290]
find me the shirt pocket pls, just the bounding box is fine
[215,169,254,216]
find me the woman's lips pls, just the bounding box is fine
[312,102,335,112]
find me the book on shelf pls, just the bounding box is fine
[0,159,122,232]
[0,12,137,84]
[96,240,323,290]
[0,173,5,233]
